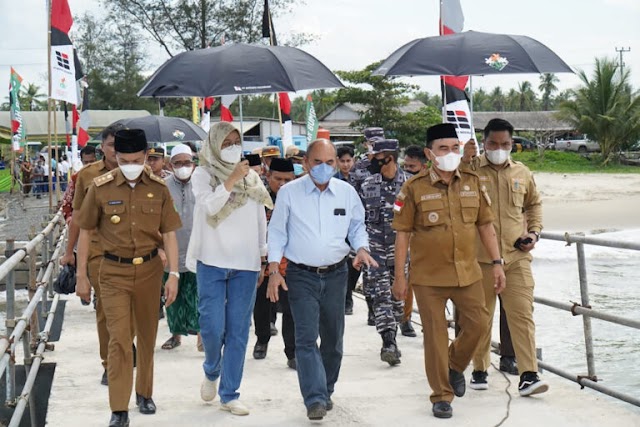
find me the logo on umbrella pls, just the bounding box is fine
[485,53,509,71]
[172,130,185,140]
[234,86,243,92]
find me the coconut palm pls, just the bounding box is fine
[557,57,640,163]
[538,73,559,110]
[20,83,47,111]
[517,81,537,111]
[489,87,505,111]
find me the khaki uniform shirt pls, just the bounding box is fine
[463,155,542,265]
[392,167,494,288]
[74,168,182,258]
[72,160,111,260]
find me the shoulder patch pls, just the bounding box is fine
[93,171,115,187]
[149,173,167,185]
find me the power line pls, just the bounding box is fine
[615,46,631,78]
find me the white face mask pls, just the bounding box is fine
[174,166,194,181]
[220,145,242,164]
[119,163,145,181]
[435,152,461,172]
[485,149,510,165]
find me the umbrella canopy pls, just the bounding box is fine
[108,116,207,143]
[138,43,344,98]
[373,31,573,77]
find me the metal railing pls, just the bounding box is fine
[0,211,65,427]
[525,231,639,407]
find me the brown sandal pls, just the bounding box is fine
[161,336,181,350]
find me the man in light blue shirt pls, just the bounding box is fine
[267,139,377,421]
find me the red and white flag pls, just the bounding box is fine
[50,0,78,105]
[220,95,236,122]
[440,0,474,142]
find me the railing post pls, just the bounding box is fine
[40,220,49,318]
[5,239,16,406]
[576,241,597,379]
[21,326,37,427]
[28,227,40,350]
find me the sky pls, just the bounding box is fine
[1,0,639,102]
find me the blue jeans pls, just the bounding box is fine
[196,261,258,403]
[286,262,348,408]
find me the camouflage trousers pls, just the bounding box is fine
[363,259,404,334]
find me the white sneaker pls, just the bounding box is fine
[200,377,218,402]
[221,399,250,416]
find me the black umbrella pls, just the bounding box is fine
[373,31,573,77]
[109,116,207,143]
[138,43,344,98]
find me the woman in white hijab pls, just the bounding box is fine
[186,122,271,416]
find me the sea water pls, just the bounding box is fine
[528,229,640,402]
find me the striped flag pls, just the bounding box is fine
[220,95,236,122]
[200,97,215,132]
[440,0,474,142]
[9,67,25,151]
[50,0,78,105]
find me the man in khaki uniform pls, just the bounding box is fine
[462,118,549,396]
[75,129,182,427]
[392,123,505,419]
[60,123,132,385]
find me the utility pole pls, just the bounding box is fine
[615,47,631,79]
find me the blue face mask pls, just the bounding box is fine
[293,163,304,176]
[309,162,335,185]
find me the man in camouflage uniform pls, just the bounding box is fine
[359,139,408,365]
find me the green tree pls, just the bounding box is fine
[20,83,47,111]
[472,88,491,111]
[489,87,505,111]
[414,91,442,109]
[392,106,442,146]
[557,58,640,163]
[517,81,537,111]
[504,88,519,111]
[103,0,312,56]
[538,73,559,111]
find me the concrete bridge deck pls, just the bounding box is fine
[45,296,640,427]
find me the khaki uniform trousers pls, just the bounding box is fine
[414,281,489,403]
[472,259,537,374]
[98,256,163,411]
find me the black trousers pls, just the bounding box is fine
[344,256,361,309]
[499,297,515,358]
[253,276,295,360]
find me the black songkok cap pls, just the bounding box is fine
[114,129,147,153]
[426,123,458,144]
[363,127,384,141]
[269,157,294,173]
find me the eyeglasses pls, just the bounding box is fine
[171,161,194,168]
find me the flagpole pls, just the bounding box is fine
[439,0,447,122]
[47,0,54,212]
[239,95,244,146]
[268,6,285,146]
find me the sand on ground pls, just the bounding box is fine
[532,173,640,232]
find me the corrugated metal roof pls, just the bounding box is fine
[473,111,573,132]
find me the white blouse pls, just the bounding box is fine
[185,167,267,273]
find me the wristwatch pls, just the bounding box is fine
[529,231,540,241]
[492,259,505,265]
[169,271,180,279]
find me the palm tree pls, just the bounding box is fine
[472,88,490,111]
[489,87,505,111]
[517,81,537,111]
[538,73,559,111]
[20,83,47,111]
[557,57,640,163]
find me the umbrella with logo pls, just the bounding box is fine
[137,43,343,98]
[107,115,207,143]
[372,31,573,77]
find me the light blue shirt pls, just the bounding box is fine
[268,175,369,267]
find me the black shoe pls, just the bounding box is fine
[253,342,268,360]
[380,331,401,366]
[270,322,278,336]
[101,369,108,386]
[432,401,452,419]
[326,398,333,411]
[109,411,129,427]
[132,344,137,368]
[449,368,466,397]
[500,356,519,375]
[345,305,353,315]
[400,321,417,337]
[136,393,157,414]
[287,358,297,370]
[307,402,327,420]
[518,372,549,396]
[469,370,488,391]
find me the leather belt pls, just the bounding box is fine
[290,257,346,275]
[104,248,159,265]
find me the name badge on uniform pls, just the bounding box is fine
[479,176,489,182]
[460,191,478,197]
[108,200,123,205]
[421,193,442,201]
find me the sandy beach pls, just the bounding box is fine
[534,173,640,232]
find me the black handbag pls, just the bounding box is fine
[54,264,76,294]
